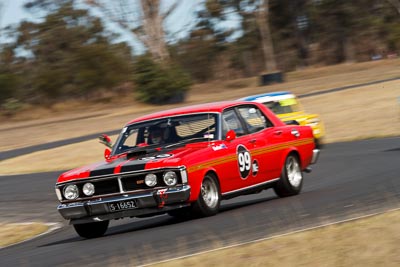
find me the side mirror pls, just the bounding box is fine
[225,129,236,142]
[99,134,112,148]
[104,148,111,160]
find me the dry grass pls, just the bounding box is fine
[0,78,399,175]
[0,223,49,248]
[153,209,400,267]
[301,80,400,143]
[1,59,399,152]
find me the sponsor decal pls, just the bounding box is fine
[204,133,214,139]
[237,145,251,179]
[212,144,227,151]
[252,160,259,176]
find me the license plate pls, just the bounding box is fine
[108,200,136,212]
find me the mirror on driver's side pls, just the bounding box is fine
[99,134,112,148]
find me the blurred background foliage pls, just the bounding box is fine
[0,0,399,109]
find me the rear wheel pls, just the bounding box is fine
[192,174,221,217]
[73,220,109,239]
[274,154,303,197]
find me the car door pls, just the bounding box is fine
[216,107,256,193]
[235,105,284,183]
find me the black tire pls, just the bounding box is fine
[73,220,109,239]
[273,154,303,197]
[192,174,221,217]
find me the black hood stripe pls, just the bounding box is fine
[88,149,177,177]
[89,158,128,177]
[120,161,147,173]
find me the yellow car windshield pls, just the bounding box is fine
[263,98,300,114]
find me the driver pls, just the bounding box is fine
[148,126,164,145]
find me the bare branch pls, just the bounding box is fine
[162,1,178,20]
[87,0,171,62]
[387,0,400,15]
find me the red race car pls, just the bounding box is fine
[55,101,320,238]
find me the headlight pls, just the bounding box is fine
[82,183,95,196]
[64,184,79,200]
[163,171,177,186]
[145,173,157,187]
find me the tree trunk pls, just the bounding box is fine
[140,0,169,62]
[387,0,400,15]
[256,0,277,73]
[87,0,172,63]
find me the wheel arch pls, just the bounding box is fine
[188,167,220,202]
[281,148,303,170]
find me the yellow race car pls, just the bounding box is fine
[240,91,325,148]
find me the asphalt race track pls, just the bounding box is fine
[0,137,399,266]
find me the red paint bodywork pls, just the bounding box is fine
[57,101,315,203]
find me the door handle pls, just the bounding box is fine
[274,130,282,136]
[291,129,300,138]
[249,139,257,144]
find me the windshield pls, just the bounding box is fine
[263,97,300,114]
[112,113,219,155]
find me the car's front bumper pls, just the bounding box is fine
[58,185,191,224]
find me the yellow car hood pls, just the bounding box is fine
[277,111,319,125]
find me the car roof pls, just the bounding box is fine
[239,91,295,102]
[126,101,254,125]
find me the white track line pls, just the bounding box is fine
[141,207,400,267]
[0,222,62,249]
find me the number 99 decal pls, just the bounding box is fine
[237,145,251,179]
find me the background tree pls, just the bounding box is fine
[87,0,180,63]
[387,0,400,15]
[133,55,191,104]
[170,1,232,82]
[12,0,132,103]
[257,0,277,72]
[86,0,193,103]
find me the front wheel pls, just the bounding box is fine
[73,220,109,239]
[274,154,303,197]
[192,174,221,217]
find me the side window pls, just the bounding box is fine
[237,106,271,133]
[222,109,245,137]
[123,129,139,147]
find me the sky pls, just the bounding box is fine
[0,0,241,54]
[0,0,202,53]
[0,0,33,27]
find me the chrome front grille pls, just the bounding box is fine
[57,167,186,202]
